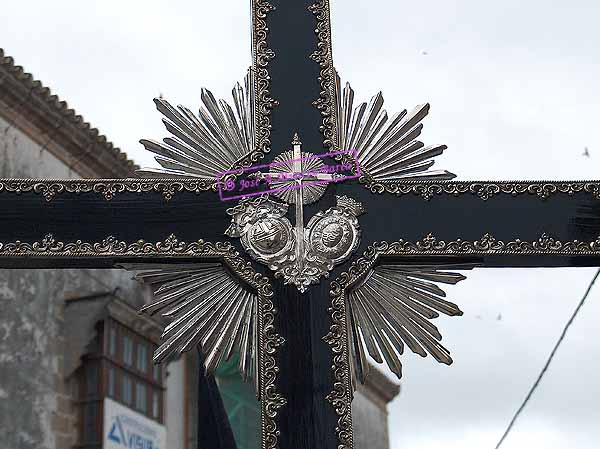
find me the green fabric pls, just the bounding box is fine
[216,354,260,449]
[215,353,242,378]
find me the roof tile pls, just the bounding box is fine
[0,47,138,174]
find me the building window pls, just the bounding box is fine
[122,374,133,405]
[107,322,162,421]
[109,327,117,356]
[78,318,165,447]
[137,343,148,373]
[136,383,147,413]
[123,335,133,366]
[85,363,98,396]
[108,367,115,397]
[104,320,163,421]
[152,391,160,419]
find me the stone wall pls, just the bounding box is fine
[0,115,78,179]
[0,114,144,449]
[353,390,391,449]
[353,366,400,449]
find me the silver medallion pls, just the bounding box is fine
[306,195,364,267]
[226,193,364,292]
[225,197,295,268]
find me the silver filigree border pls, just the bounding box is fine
[252,0,277,166]
[0,233,285,449]
[327,233,600,449]
[309,0,338,151]
[370,233,600,255]
[251,5,285,446]
[0,178,214,202]
[362,179,600,200]
[2,179,600,203]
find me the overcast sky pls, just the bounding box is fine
[2,1,600,448]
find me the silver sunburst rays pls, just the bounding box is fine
[347,264,469,385]
[335,70,456,182]
[123,263,259,392]
[138,71,255,179]
[136,69,455,185]
[268,148,328,205]
[133,72,463,385]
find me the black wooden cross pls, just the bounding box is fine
[2,1,600,449]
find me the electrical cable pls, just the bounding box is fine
[494,268,600,448]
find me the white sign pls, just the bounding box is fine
[103,398,166,449]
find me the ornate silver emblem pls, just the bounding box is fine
[225,135,365,292]
[225,197,295,265]
[226,194,364,292]
[306,196,364,265]
[132,69,465,390]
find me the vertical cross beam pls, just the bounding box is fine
[256,1,341,448]
[267,1,325,156]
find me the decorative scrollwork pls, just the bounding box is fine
[0,232,285,449]
[253,0,278,166]
[373,233,600,255]
[363,180,600,201]
[325,280,354,449]
[0,233,229,257]
[0,178,214,202]
[3,179,599,203]
[309,0,338,151]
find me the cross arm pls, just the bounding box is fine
[0,179,234,268]
[335,180,600,267]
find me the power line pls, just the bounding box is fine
[494,268,600,449]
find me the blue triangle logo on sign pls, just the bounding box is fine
[108,422,121,443]
[108,416,126,445]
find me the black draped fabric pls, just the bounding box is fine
[197,349,238,449]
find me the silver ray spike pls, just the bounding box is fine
[121,263,259,391]
[334,69,456,183]
[347,263,471,384]
[137,70,255,180]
